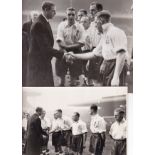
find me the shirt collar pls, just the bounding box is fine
[64,20,77,28]
[42,13,49,23]
[91,113,99,119]
[116,118,126,124]
[102,23,113,32]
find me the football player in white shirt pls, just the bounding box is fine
[50,111,63,155]
[71,112,87,155]
[56,7,85,86]
[85,2,104,86]
[89,104,106,155]
[67,10,128,86]
[109,108,127,155]
[57,109,72,155]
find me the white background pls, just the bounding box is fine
[0,0,155,155]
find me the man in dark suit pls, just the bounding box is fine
[27,1,65,86]
[26,107,47,155]
[22,31,29,86]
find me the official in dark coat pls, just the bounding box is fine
[26,107,47,155]
[27,2,64,86]
[22,11,39,40]
[22,31,29,86]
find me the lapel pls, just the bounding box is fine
[38,14,54,45]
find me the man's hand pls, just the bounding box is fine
[64,52,75,64]
[111,76,119,86]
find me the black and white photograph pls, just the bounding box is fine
[22,1,132,155]
[22,0,133,92]
[3,0,155,155]
[22,87,128,155]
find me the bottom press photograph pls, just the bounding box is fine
[22,87,129,155]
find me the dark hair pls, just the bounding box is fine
[57,109,62,113]
[75,112,80,118]
[90,2,103,12]
[90,104,98,112]
[78,9,87,15]
[96,10,111,22]
[66,7,76,12]
[36,107,43,113]
[42,1,55,11]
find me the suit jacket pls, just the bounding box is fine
[22,32,29,86]
[22,20,33,38]
[27,14,63,86]
[26,113,46,155]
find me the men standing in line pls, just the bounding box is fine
[26,107,47,155]
[56,7,85,86]
[71,112,87,155]
[89,104,107,155]
[109,108,127,155]
[27,1,65,86]
[67,10,128,86]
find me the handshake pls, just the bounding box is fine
[64,52,76,64]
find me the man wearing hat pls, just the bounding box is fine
[67,10,128,86]
[109,108,127,155]
[89,104,107,155]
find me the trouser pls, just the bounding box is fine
[113,139,126,155]
[89,133,105,155]
[52,132,63,154]
[41,132,49,155]
[101,59,127,86]
[71,134,83,154]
